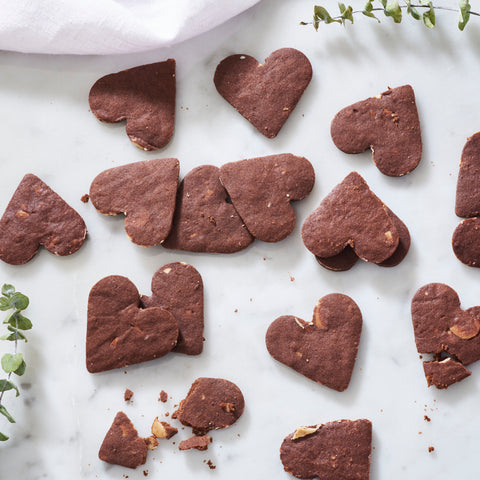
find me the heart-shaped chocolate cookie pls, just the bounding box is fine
[265,294,362,391]
[331,85,422,177]
[162,165,254,253]
[455,132,480,217]
[219,154,315,242]
[214,48,312,138]
[302,171,399,264]
[86,275,178,373]
[141,262,204,355]
[411,283,480,366]
[89,60,176,151]
[173,377,245,435]
[315,206,410,271]
[280,419,372,480]
[0,174,87,265]
[89,158,179,247]
[99,411,147,469]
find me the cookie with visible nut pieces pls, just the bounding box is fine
[0,174,87,265]
[280,419,372,480]
[266,294,362,391]
[331,85,422,177]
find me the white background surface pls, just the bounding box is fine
[1,0,479,478]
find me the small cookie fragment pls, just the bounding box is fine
[141,262,204,355]
[80,194,89,203]
[214,48,312,138]
[179,435,211,451]
[159,390,168,402]
[266,294,362,391]
[99,411,147,469]
[0,174,87,265]
[89,158,179,247]
[86,275,178,373]
[152,418,178,439]
[219,154,315,242]
[331,85,422,177]
[280,419,372,480]
[302,172,400,265]
[89,60,176,151]
[163,165,254,253]
[423,358,471,389]
[173,377,245,435]
[144,436,159,450]
[124,388,134,401]
[428,446,435,453]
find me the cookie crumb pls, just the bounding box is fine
[165,412,170,417]
[207,460,216,470]
[143,471,148,477]
[124,388,134,401]
[144,436,159,450]
[428,446,435,453]
[424,415,431,422]
[81,194,90,203]
[289,273,295,282]
[234,309,238,313]
[159,390,168,403]
[152,418,178,439]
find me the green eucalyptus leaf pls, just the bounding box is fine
[0,333,17,341]
[10,293,28,311]
[7,326,27,341]
[0,405,15,423]
[405,0,421,20]
[340,4,354,23]
[1,285,15,297]
[459,0,471,30]
[3,311,15,325]
[385,1,402,23]
[0,379,19,397]
[380,0,387,7]
[1,353,23,373]
[0,297,11,311]
[14,360,26,377]
[0,432,8,441]
[314,5,342,25]
[6,312,32,331]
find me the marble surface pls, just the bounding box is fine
[1,0,480,478]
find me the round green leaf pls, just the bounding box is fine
[1,353,23,373]
[1,285,15,297]
[10,293,29,311]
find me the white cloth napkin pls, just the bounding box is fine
[0,0,261,55]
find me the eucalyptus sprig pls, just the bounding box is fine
[303,1,478,31]
[0,284,31,441]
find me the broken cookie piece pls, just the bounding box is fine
[99,411,147,469]
[162,165,254,253]
[423,358,471,389]
[411,283,480,388]
[302,172,401,265]
[214,48,312,138]
[219,154,315,242]
[179,435,211,451]
[173,377,245,435]
[151,418,177,440]
[0,174,87,265]
[86,275,178,373]
[266,294,362,391]
[89,158,179,247]
[331,85,422,177]
[280,419,372,480]
[89,60,176,150]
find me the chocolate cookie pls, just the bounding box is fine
[173,378,245,435]
[452,217,480,267]
[163,165,254,253]
[302,171,399,264]
[412,283,480,365]
[89,60,175,150]
[89,158,179,247]
[219,154,315,242]
[99,411,147,469]
[423,358,471,389]
[266,294,362,391]
[331,85,422,177]
[456,132,480,217]
[0,174,87,265]
[140,262,204,355]
[280,419,372,480]
[179,435,211,451]
[214,48,312,138]
[315,206,410,270]
[86,275,178,373]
